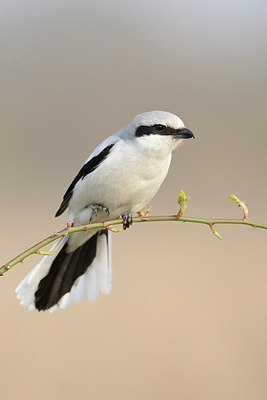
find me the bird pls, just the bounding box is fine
[16,110,194,312]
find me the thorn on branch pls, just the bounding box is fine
[35,250,55,256]
[136,208,150,218]
[106,226,121,233]
[177,189,190,218]
[67,220,74,228]
[209,224,222,240]
[0,264,11,276]
[229,194,249,220]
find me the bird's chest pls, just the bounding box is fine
[111,141,170,183]
[71,141,172,216]
[100,143,171,210]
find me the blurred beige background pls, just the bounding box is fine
[1,1,267,399]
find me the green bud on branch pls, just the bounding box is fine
[177,189,190,218]
[229,194,249,220]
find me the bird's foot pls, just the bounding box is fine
[122,213,133,230]
[90,204,110,221]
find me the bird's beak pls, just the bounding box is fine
[175,127,195,139]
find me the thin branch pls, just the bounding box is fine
[1,214,267,277]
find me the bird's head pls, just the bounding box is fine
[124,111,194,152]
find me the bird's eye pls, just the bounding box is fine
[153,124,166,131]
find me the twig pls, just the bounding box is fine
[1,214,266,277]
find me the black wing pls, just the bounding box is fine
[55,143,115,217]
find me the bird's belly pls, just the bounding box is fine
[70,152,171,221]
[108,175,163,215]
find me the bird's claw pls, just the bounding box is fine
[90,204,110,220]
[122,213,133,230]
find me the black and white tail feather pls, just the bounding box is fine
[16,230,112,312]
[16,111,194,312]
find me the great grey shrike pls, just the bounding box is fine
[16,111,194,312]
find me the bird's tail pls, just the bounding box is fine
[15,230,112,312]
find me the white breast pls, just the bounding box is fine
[69,136,174,222]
